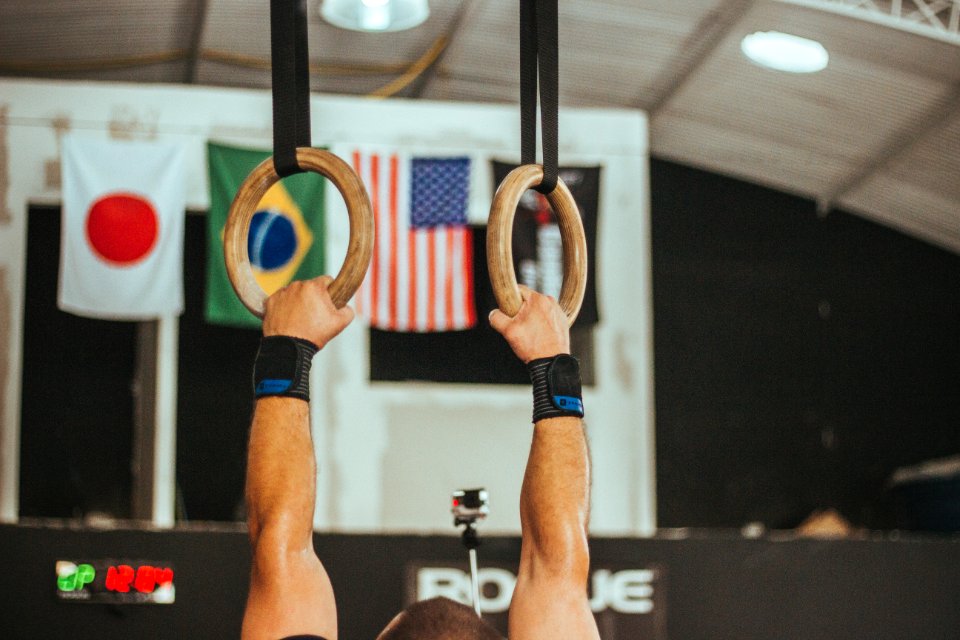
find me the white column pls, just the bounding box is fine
[152,314,179,527]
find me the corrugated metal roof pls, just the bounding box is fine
[1,0,958,252]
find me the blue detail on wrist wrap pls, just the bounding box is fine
[552,395,584,414]
[256,379,293,395]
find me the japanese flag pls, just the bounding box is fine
[59,136,186,319]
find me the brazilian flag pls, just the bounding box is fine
[206,142,325,328]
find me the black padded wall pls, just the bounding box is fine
[651,159,960,529]
[1,525,958,640]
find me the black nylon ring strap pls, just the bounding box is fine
[270,0,312,178]
[519,0,559,194]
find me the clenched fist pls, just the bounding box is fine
[262,276,354,349]
[488,286,570,363]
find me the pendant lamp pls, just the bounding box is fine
[321,0,430,32]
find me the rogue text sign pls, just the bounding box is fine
[406,561,666,639]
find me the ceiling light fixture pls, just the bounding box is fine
[740,31,829,73]
[321,0,430,33]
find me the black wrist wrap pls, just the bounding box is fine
[253,336,319,402]
[527,354,584,423]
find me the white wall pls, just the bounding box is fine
[0,78,654,535]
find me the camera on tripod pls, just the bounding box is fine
[451,488,488,617]
[452,488,489,526]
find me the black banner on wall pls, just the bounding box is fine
[405,560,666,639]
[491,161,601,327]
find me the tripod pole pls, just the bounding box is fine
[468,546,481,616]
[460,522,482,617]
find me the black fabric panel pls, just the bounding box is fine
[369,226,529,384]
[651,158,960,529]
[369,226,596,385]
[176,215,260,521]
[20,207,136,518]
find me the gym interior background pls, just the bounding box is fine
[1,1,960,638]
[17,160,960,528]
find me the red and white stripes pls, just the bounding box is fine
[351,149,476,332]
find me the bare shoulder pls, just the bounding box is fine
[242,542,338,640]
[508,570,601,640]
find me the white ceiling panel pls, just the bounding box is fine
[422,73,516,104]
[651,113,852,196]
[0,0,196,68]
[200,0,275,59]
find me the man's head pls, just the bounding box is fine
[376,597,506,640]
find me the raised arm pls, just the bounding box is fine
[242,277,353,640]
[489,287,601,640]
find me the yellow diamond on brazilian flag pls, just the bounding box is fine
[248,182,313,295]
[206,142,325,328]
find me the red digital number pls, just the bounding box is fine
[105,565,135,593]
[156,567,174,586]
[134,565,156,593]
[106,564,174,594]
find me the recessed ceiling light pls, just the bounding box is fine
[741,31,829,73]
[321,0,430,33]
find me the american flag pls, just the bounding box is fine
[351,150,477,332]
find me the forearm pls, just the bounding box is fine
[245,397,316,553]
[241,278,349,640]
[494,289,599,637]
[519,415,592,578]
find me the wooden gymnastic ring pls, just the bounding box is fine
[223,147,373,318]
[487,164,587,326]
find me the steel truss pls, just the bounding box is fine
[811,0,960,35]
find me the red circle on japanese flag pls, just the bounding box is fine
[85,193,159,265]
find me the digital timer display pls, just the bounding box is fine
[56,560,175,604]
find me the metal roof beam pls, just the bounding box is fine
[780,0,960,42]
[817,80,960,214]
[185,0,211,84]
[642,0,757,116]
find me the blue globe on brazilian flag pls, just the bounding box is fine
[206,142,325,328]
